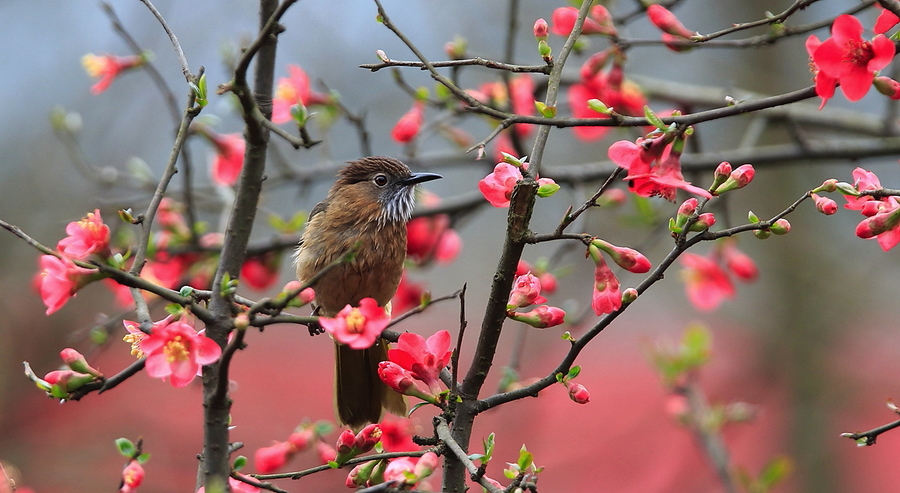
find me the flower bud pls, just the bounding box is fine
[234,313,250,330]
[254,441,292,473]
[288,426,315,450]
[671,197,698,233]
[622,287,638,303]
[414,452,439,479]
[378,361,414,393]
[336,429,357,456]
[713,164,755,194]
[354,424,382,453]
[507,273,547,309]
[533,18,549,41]
[861,200,882,217]
[770,218,791,235]
[709,161,732,191]
[536,177,560,198]
[60,348,103,377]
[316,441,337,464]
[568,382,590,404]
[856,207,900,238]
[874,76,900,99]
[754,229,771,240]
[591,239,651,273]
[647,5,696,38]
[817,179,838,193]
[690,212,716,231]
[508,305,566,328]
[811,193,837,215]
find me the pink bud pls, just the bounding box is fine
[647,5,695,38]
[819,179,838,193]
[354,424,382,453]
[336,429,356,455]
[874,76,900,99]
[60,348,102,377]
[508,305,566,328]
[678,197,699,217]
[507,272,548,308]
[414,451,439,478]
[378,361,415,393]
[391,101,424,144]
[591,239,651,273]
[254,441,292,473]
[691,212,716,231]
[713,164,754,194]
[622,287,639,303]
[714,162,732,179]
[856,208,900,238]
[533,18,549,40]
[811,193,837,215]
[861,200,882,217]
[288,426,315,450]
[770,218,791,235]
[568,382,591,404]
[721,241,758,282]
[539,272,558,294]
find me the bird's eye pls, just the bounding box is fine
[373,174,389,187]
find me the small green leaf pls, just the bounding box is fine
[555,372,565,384]
[482,432,495,463]
[503,468,517,479]
[408,401,431,416]
[179,285,194,297]
[516,445,533,471]
[116,438,136,457]
[567,366,581,380]
[233,455,247,471]
[137,453,151,464]
[643,105,666,131]
[328,460,340,469]
[758,455,792,488]
[587,99,609,115]
[468,453,486,461]
[415,86,430,101]
[748,210,760,223]
[165,303,184,316]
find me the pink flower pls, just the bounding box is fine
[589,245,622,315]
[354,424,382,453]
[57,209,110,259]
[271,64,330,124]
[568,60,649,142]
[240,253,281,291]
[254,441,293,473]
[568,382,591,404]
[378,418,418,452]
[856,206,900,251]
[140,317,222,388]
[81,53,145,94]
[38,255,97,315]
[319,298,390,350]
[391,101,425,144]
[843,167,888,211]
[508,305,566,328]
[810,15,895,102]
[615,137,712,200]
[378,360,418,394]
[875,6,900,34]
[647,5,695,39]
[387,330,452,394]
[551,6,616,36]
[805,35,839,109]
[209,132,246,187]
[384,457,418,485]
[811,193,838,215]
[720,241,758,282]
[679,252,735,311]
[120,460,144,493]
[507,272,548,308]
[478,162,522,207]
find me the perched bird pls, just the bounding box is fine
[294,156,441,429]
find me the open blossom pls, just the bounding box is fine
[38,255,98,315]
[254,441,293,473]
[209,132,246,187]
[679,252,735,311]
[57,209,110,259]
[140,316,222,388]
[271,64,331,124]
[391,101,424,144]
[609,137,711,200]
[569,59,647,142]
[319,298,390,350]
[808,15,895,103]
[120,460,144,493]
[378,418,418,452]
[856,206,900,251]
[805,36,838,109]
[509,74,536,137]
[387,330,452,394]
[844,167,890,211]
[82,53,145,94]
[478,162,522,207]
[551,5,616,36]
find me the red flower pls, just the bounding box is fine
[38,255,97,315]
[57,209,110,259]
[240,253,281,291]
[140,316,222,388]
[609,138,711,200]
[254,441,292,473]
[378,418,418,452]
[319,298,390,350]
[271,64,330,124]
[568,382,591,404]
[387,330,452,394]
[843,167,888,211]
[391,273,424,315]
[805,35,838,109]
[81,53,145,94]
[856,206,900,251]
[507,272,548,308]
[551,6,616,36]
[875,5,900,34]
[509,74,536,137]
[209,132,246,187]
[391,101,424,144]
[679,252,735,311]
[720,240,758,282]
[810,15,895,102]
[119,460,144,493]
[478,162,522,207]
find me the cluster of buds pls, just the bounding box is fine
[834,168,900,250]
[478,153,559,208]
[710,162,755,195]
[379,330,452,403]
[24,348,104,400]
[670,197,716,234]
[587,238,650,315]
[506,272,566,329]
[346,452,439,489]
[334,424,382,466]
[748,211,791,240]
[646,5,697,51]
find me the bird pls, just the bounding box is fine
[294,156,442,430]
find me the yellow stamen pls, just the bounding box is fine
[345,308,366,334]
[164,335,190,362]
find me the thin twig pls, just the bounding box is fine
[361,57,550,74]
[137,0,193,81]
[434,416,503,493]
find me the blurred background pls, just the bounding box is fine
[2,0,900,491]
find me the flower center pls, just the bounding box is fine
[345,309,366,334]
[844,39,874,66]
[276,81,298,103]
[164,335,190,363]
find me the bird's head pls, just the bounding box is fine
[333,157,442,225]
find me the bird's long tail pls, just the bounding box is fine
[334,339,407,431]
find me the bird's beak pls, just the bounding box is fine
[401,172,442,186]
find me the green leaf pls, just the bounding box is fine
[587,99,609,115]
[179,285,194,297]
[748,210,760,223]
[503,468,517,479]
[137,453,151,464]
[567,366,581,380]
[164,303,183,316]
[516,445,533,470]
[555,372,565,384]
[233,455,247,471]
[408,401,431,416]
[643,105,666,131]
[681,324,712,366]
[415,86,430,101]
[468,453,486,461]
[327,460,340,469]
[758,455,792,488]
[116,438,136,457]
[482,432,495,463]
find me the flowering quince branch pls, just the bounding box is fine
[434,416,504,493]
[691,0,823,42]
[137,0,194,81]
[252,448,440,481]
[360,56,551,75]
[841,400,900,446]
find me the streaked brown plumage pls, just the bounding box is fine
[294,156,441,429]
